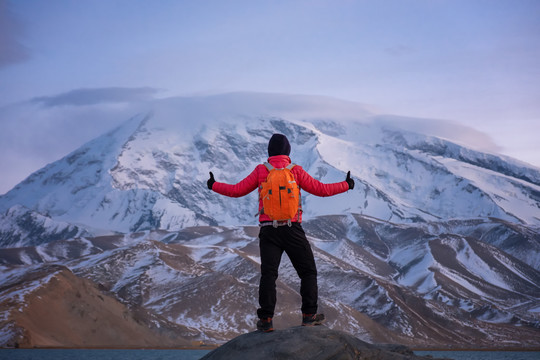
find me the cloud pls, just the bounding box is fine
[0,96,152,194]
[0,0,30,68]
[374,114,502,153]
[32,87,162,107]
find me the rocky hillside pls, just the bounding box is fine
[1,216,538,348]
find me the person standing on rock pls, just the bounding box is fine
[207,133,354,332]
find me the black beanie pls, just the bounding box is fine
[268,134,291,157]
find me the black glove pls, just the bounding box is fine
[207,172,216,190]
[345,171,355,190]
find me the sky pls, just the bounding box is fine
[1,0,539,194]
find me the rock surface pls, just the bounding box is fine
[200,326,443,360]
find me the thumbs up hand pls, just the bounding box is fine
[207,172,216,190]
[345,171,355,190]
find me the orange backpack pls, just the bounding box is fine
[259,162,301,225]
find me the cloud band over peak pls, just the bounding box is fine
[32,87,162,107]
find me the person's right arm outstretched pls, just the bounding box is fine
[207,167,260,198]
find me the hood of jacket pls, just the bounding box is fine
[266,155,292,169]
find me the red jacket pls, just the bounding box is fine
[212,155,349,223]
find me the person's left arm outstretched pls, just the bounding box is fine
[293,166,354,197]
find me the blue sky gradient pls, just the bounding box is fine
[1,0,539,193]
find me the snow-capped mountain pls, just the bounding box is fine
[0,92,539,348]
[1,93,539,241]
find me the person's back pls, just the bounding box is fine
[207,133,354,332]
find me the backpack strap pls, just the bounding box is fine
[263,162,274,171]
[256,163,273,217]
[264,162,296,171]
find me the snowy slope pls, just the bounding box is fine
[1,217,538,347]
[0,204,88,248]
[0,93,539,247]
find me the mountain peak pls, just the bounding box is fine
[1,93,539,243]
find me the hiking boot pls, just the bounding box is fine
[302,313,325,326]
[257,317,274,332]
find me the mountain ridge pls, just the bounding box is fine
[1,217,538,347]
[0,92,538,347]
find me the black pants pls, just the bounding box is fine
[257,222,318,319]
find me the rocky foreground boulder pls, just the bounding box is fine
[201,326,446,360]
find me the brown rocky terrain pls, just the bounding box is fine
[0,264,201,348]
[1,220,538,349]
